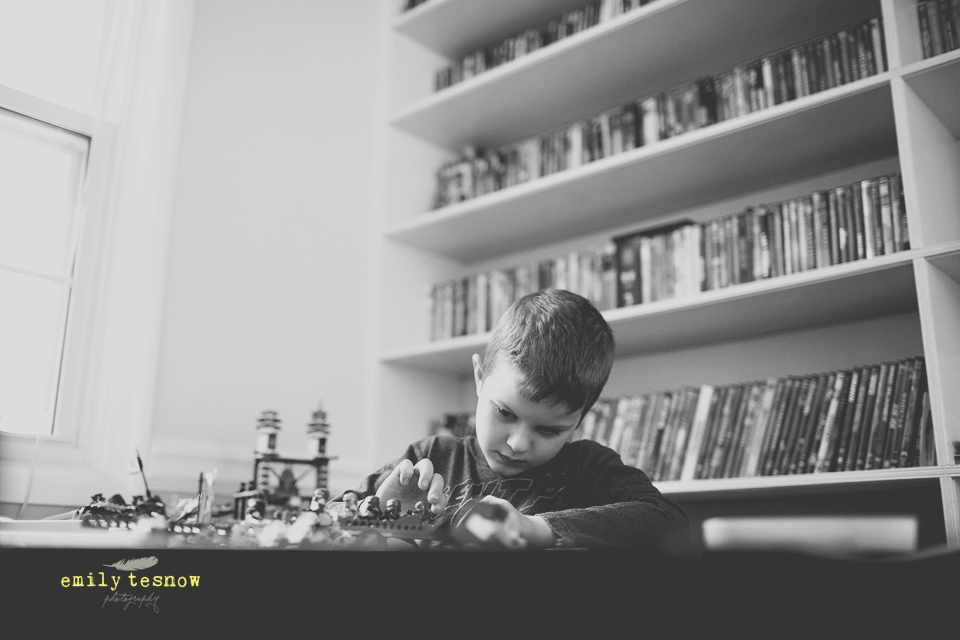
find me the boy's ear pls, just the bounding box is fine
[471,354,483,397]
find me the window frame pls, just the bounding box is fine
[0,0,197,508]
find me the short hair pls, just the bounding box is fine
[480,289,615,418]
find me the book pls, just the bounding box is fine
[827,189,841,265]
[752,379,789,476]
[618,396,646,467]
[867,363,898,470]
[696,386,730,479]
[725,382,765,478]
[762,378,800,476]
[770,378,807,475]
[871,17,887,72]
[638,392,671,473]
[701,385,735,478]
[853,364,882,471]
[916,391,934,466]
[740,379,780,477]
[890,173,909,251]
[894,357,926,468]
[881,359,912,469]
[785,374,826,474]
[834,365,869,472]
[919,3,933,59]
[816,369,859,473]
[664,388,701,481]
[679,385,716,481]
[928,0,946,56]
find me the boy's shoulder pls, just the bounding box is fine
[560,438,628,466]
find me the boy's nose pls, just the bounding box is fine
[506,427,531,454]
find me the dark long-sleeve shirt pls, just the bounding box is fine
[333,435,689,549]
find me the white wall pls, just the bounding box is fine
[150,0,386,498]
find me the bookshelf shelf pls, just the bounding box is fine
[394,0,588,59]
[392,0,881,151]
[382,331,487,373]
[655,465,960,499]
[901,51,960,137]
[378,0,960,548]
[925,246,960,282]
[382,250,919,375]
[389,76,897,263]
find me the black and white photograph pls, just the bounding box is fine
[1,0,959,627]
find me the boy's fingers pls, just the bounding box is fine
[394,459,414,486]
[427,474,445,513]
[413,459,434,490]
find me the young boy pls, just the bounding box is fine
[331,289,689,548]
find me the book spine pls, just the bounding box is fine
[817,370,859,472]
[919,1,934,58]
[897,358,926,468]
[929,0,946,55]
[849,184,865,260]
[853,365,880,470]
[741,379,779,477]
[760,379,796,476]
[890,173,909,251]
[771,378,807,475]
[679,386,715,481]
[721,383,757,478]
[916,391,933,467]
[878,175,895,255]
[797,377,831,475]
[868,363,898,469]
[835,366,868,472]
[882,360,912,469]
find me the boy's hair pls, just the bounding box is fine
[480,289,615,418]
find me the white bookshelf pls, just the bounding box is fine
[377,0,960,547]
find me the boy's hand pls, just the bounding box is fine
[476,496,557,548]
[375,459,447,515]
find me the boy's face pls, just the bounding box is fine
[472,355,581,477]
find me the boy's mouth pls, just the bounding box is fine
[495,451,527,467]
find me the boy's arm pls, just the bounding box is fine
[534,445,690,549]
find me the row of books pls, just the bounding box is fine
[917,0,960,58]
[430,243,618,340]
[616,172,909,305]
[434,0,655,92]
[432,16,887,209]
[579,357,935,482]
[429,170,908,340]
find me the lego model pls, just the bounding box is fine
[249,406,338,516]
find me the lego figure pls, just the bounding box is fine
[245,494,265,521]
[309,488,330,513]
[341,490,359,519]
[357,495,382,520]
[384,498,401,520]
[414,501,431,520]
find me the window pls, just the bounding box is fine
[0,0,194,508]
[0,0,104,437]
[0,110,89,436]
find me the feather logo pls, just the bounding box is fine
[103,556,159,571]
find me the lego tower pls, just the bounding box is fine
[306,402,330,492]
[254,410,281,493]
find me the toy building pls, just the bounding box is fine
[235,404,337,519]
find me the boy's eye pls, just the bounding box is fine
[539,428,562,437]
[494,405,515,420]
